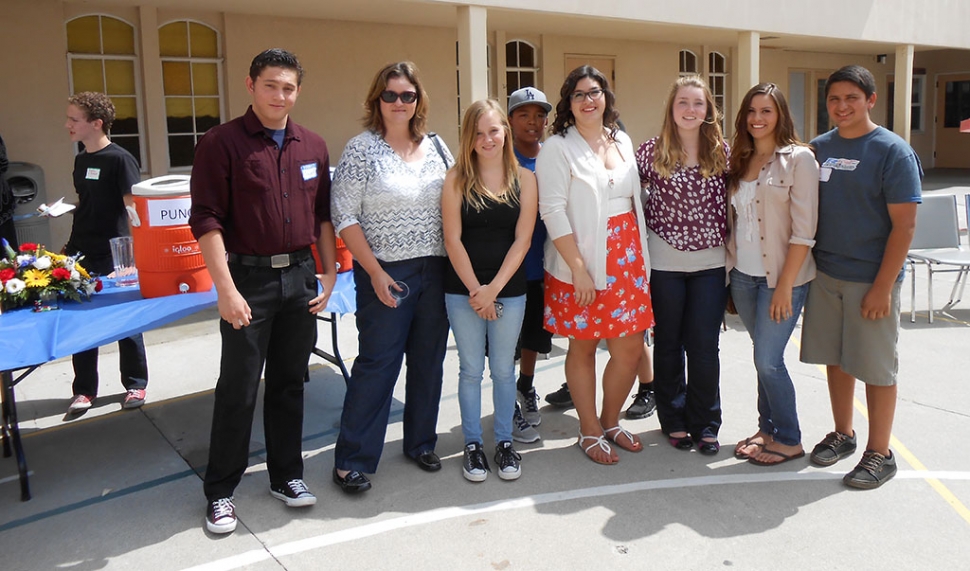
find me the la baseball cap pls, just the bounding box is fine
[508,87,552,114]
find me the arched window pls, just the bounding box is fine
[66,15,143,168]
[506,40,538,105]
[707,51,727,130]
[679,50,698,77]
[159,20,224,169]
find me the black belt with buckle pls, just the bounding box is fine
[228,248,312,269]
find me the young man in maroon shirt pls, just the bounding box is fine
[189,48,336,534]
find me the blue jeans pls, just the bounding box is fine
[334,257,449,474]
[650,267,727,440]
[445,293,526,445]
[730,269,809,446]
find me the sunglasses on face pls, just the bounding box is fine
[380,90,418,104]
[570,88,605,103]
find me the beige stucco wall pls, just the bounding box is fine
[2,0,75,249]
[3,0,970,257]
[222,14,460,155]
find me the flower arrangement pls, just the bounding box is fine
[0,238,102,310]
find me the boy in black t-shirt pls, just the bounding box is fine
[63,92,148,415]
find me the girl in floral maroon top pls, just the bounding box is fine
[635,75,729,456]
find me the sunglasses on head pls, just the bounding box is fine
[380,90,418,104]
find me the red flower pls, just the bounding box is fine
[51,267,72,280]
[94,278,103,292]
[18,242,38,252]
[0,268,14,282]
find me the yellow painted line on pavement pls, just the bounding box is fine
[796,335,970,526]
[853,398,970,525]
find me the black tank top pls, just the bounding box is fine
[444,185,527,297]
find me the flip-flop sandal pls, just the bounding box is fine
[578,433,618,465]
[748,448,806,466]
[734,437,766,459]
[604,425,642,453]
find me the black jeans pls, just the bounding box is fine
[203,256,317,501]
[650,267,727,440]
[69,251,148,397]
[334,256,449,474]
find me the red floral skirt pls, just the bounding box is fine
[544,211,654,339]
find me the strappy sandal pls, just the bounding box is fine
[604,425,642,453]
[577,432,618,465]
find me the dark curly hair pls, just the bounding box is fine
[550,65,619,139]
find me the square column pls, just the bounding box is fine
[457,6,488,117]
[735,31,759,108]
[893,44,915,143]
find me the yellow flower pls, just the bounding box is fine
[76,263,91,279]
[23,268,51,288]
[49,252,67,263]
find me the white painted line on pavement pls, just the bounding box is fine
[182,469,970,571]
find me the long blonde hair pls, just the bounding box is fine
[452,99,520,211]
[653,75,728,179]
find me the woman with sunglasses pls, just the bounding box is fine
[330,61,453,493]
[536,66,653,465]
[635,75,729,456]
[726,83,818,465]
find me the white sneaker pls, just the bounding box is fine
[511,403,540,443]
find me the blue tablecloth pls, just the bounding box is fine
[0,270,357,372]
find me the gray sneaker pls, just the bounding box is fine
[517,389,541,426]
[843,450,897,489]
[810,430,857,466]
[511,403,540,443]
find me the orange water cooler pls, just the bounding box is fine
[130,175,212,298]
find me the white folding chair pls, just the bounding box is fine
[906,194,970,323]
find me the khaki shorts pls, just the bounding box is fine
[800,270,900,386]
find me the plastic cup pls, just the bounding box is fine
[109,236,139,287]
[389,280,410,306]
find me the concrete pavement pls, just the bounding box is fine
[2,178,970,570]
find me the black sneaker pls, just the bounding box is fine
[843,450,897,489]
[624,388,656,419]
[270,478,317,507]
[810,430,857,466]
[517,389,541,426]
[205,497,237,534]
[494,441,522,481]
[544,383,573,408]
[462,442,490,482]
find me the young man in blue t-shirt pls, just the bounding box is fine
[506,87,552,443]
[800,65,922,489]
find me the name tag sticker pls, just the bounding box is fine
[301,163,318,181]
[819,167,832,182]
[821,157,859,171]
[85,168,101,180]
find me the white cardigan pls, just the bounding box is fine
[536,128,650,289]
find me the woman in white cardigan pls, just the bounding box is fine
[536,66,654,465]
